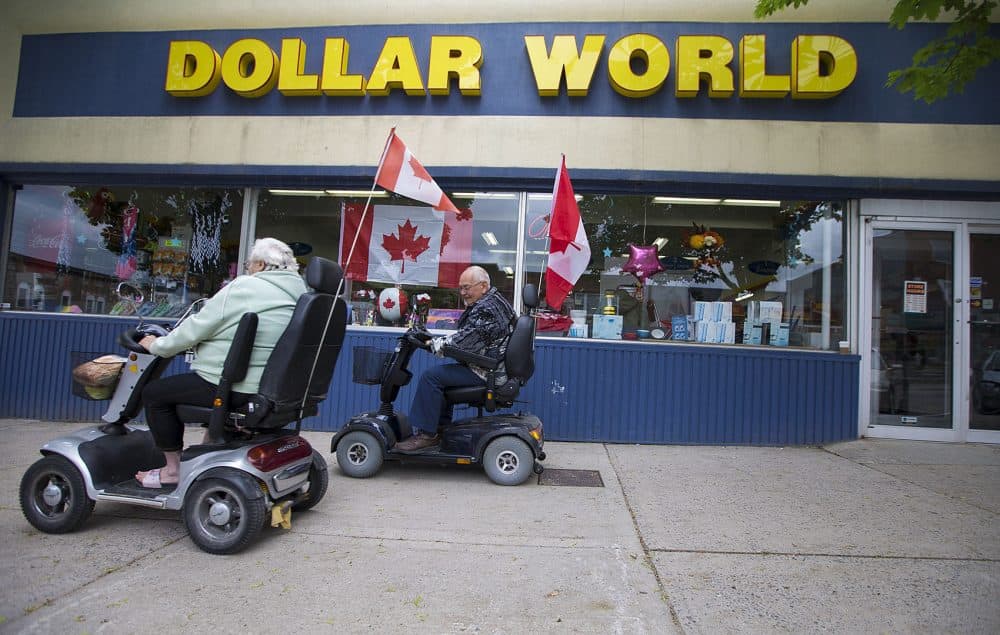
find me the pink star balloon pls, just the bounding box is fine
[622,243,664,283]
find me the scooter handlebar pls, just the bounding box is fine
[119,328,151,354]
[405,327,433,349]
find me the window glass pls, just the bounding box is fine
[254,189,518,328]
[523,194,845,350]
[4,185,243,316]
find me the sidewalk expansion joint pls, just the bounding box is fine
[648,548,1000,563]
[820,446,1000,516]
[604,443,686,634]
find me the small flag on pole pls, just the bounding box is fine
[545,156,590,310]
[376,129,459,213]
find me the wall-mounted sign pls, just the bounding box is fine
[165,33,857,101]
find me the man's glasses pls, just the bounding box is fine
[458,281,486,292]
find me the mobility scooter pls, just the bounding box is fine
[19,257,348,554]
[331,284,545,486]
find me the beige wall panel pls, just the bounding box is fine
[2,1,901,34]
[2,116,998,183]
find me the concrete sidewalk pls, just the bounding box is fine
[0,418,997,633]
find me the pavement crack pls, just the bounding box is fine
[604,443,686,634]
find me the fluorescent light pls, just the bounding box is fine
[325,189,388,197]
[452,192,518,199]
[652,237,668,250]
[653,196,721,205]
[722,199,781,207]
[735,290,754,302]
[268,189,326,197]
[527,193,583,201]
[481,231,499,246]
[502,266,514,275]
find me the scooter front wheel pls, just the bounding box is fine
[336,431,384,478]
[291,449,329,512]
[183,476,266,555]
[20,455,95,534]
[483,436,534,486]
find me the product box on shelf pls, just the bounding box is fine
[769,322,790,347]
[671,315,690,341]
[592,315,623,340]
[743,320,763,345]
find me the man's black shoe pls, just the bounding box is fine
[394,432,440,453]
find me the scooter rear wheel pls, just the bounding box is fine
[20,455,95,533]
[183,476,266,555]
[336,431,384,478]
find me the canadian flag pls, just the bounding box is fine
[376,130,459,213]
[339,203,472,287]
[545,156,591,309]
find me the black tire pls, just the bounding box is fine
[20,455,96,534]
[183,476,266,555]
[482,436,534,486]
[336,431,384,478]
[292,450,329,512]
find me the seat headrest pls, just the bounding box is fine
[305,257,344,295]
[522,284,538,310]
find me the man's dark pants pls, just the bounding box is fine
[408,362,483,435]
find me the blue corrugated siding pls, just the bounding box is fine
[0,314,859,445]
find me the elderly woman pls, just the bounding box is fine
[135,237,307,488]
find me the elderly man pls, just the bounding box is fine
[394,265,515,452]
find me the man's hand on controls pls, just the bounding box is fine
[139,335,158,351]
[429,336,448,357]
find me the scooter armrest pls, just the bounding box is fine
[440,345,500,369]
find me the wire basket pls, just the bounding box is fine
[70,352,126,401]
[352,346,393,385]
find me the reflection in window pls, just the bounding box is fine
[523,195,845,350]
[255,189,518,328]
[3,185,243,315]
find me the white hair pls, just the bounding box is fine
[248,237,298,272]
[466,265,490,287]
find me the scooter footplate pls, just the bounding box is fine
[104,479,176,499]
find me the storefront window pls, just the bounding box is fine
[255,189,518,328]
[3,185,243,315]
[523,194,845,350]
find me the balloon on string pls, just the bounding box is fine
[622,244,664,283]
[378,287,409,323]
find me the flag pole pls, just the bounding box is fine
[337,126,396,299]
[537,154,564,308]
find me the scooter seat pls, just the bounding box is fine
[443,386,489,405]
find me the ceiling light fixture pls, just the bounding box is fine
[734,290,754,302]
[653,196,721,205]
[325,189,389,197]
[481,231,499,246]
[268,189,326,197]
[722,199,781,207]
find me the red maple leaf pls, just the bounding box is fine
[439,223,452,255]
[382,219,431,274]
[408,156,432,183]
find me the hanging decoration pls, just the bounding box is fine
[188,194,229,274]
[622,243,665,284]
[115,201,139,280]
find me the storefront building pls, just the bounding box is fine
[1,2,998,444]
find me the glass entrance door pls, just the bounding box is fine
[969,229,1000,441]
[866,223,959,440]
